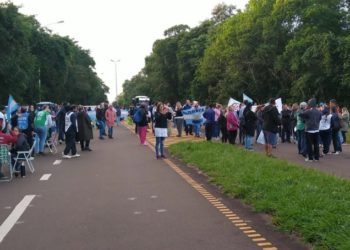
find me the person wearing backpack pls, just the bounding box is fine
[34,105,52,155]
[137,104,149,145]
[331,106,342,154]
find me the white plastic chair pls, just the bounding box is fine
[13,139,36,174]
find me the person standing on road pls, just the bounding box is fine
[34,105,52,156]
[63,105,79,159]
[226,105,239,144]
[295,102,307,157]
[262,99,281,157]
[319,107,332,156]
[203,104,215,141]
[183,100,193,136]
[174,102,184,137]
[96,104,106,140]
[299,98,322,161]
[218,107,228,143]
[281,104,292,143]
[243,102,257,150]
[105,105,117,139]
[77,106,93,151]
[137,104,149,145]
[154,102,172,159]
[330,106,342,154]
[56,104,66,144]
[340,107,349,144]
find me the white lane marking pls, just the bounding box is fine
[40,174,52,181]
[128,197,137,201]
[0,195,36,243]
[156,209,167,213]
[53,160,62,166]
[3,207,11,210]
[133,211,142,215]
[150,195,158,199]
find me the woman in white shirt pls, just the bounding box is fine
[319,108,332,155]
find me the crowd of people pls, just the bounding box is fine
[1,97,348,179]
[131,98,349,161]
[0,101,121,179]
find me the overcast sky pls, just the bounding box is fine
[4,0,248,102]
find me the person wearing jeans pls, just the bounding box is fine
[203,104,215,141]
[34,105,52,155]
[243,103,257,150]
[299,98,322,161]
[295,102,307,157]
[319,108,332,155]
[96,104,106,139]
[105,105,116,139]
[137,104,148,145]
[154,103,172,159]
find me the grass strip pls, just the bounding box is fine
[169,141,350,250]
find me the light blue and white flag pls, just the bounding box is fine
[7,95,19,120]
[182,107,205,125]
[243,93,253,103]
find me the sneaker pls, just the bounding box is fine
[62,154,72,159]
[161,155,167,159]
[335,151,340,155]
[305,158,310,162]
[85,147,92,151]
[142,142,148,146]
[71,154,80,158]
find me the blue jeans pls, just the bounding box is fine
[244,135,253,150]
[108,126,113,137]
[155,137,165,156]
[213,121,220,138]
[98,120,105,138]
[193,122,201,136]
[297,130,307,156]
[34,126,48,153]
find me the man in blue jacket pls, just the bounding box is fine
[203,104,215,141]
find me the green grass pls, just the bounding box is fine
[169,142,350,250]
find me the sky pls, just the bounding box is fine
[4,0,248,102]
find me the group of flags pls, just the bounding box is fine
[227,93,283,113]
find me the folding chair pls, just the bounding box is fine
[13,139,36,174]
[46,132,58,154]
[0,144,13,182]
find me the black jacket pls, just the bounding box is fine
[262,105,281,133]
[155,112,172,128]
[243,109,257,136]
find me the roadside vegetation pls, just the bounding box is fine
[169,141,350,249]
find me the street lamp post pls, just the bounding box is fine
[38,20,64,102]
[111,59,120,101]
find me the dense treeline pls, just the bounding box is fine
[121,0,350,106]
[0,3,108,105]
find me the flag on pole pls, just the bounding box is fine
[7,95,19,120]
[227,97,240,107]
[243,93,253,103]
[228,98,241,111]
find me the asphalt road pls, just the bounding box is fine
[0,126,307,250]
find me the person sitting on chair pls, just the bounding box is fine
[0,119,18,179]
[10,127,30,178]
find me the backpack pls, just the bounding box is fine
[18,113,29,130]
[133,109,142,123]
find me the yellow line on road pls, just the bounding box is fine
[123,123,278,250]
